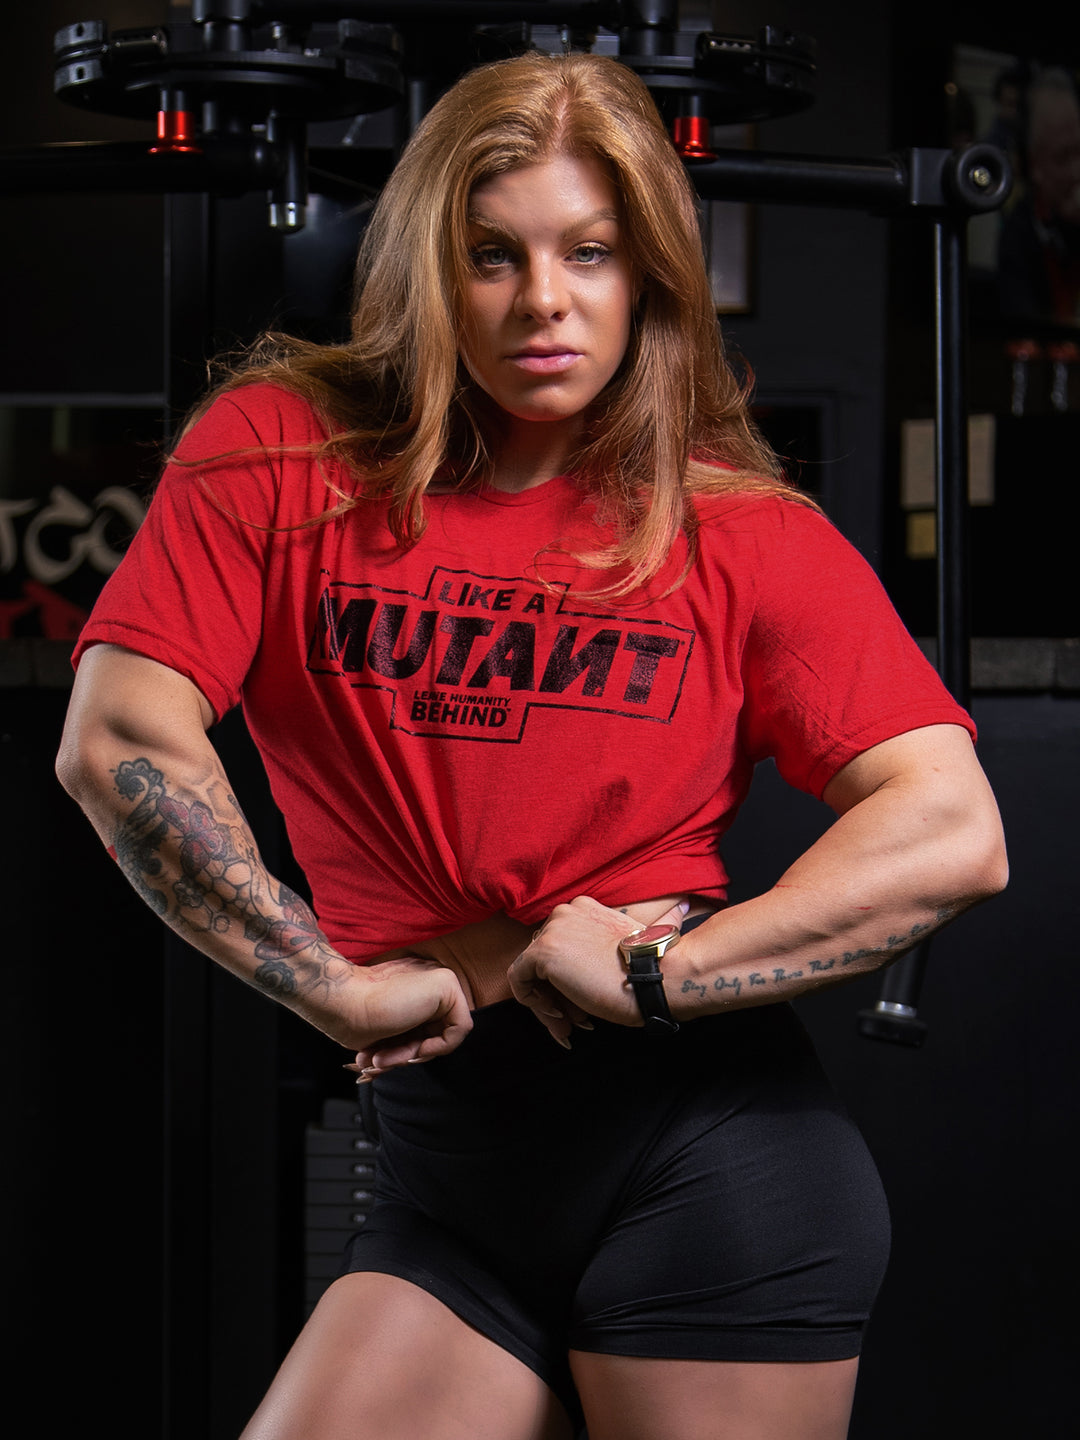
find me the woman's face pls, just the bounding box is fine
[458,152,635,442]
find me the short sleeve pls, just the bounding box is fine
[72,385,324,719]
[736,502,975,798]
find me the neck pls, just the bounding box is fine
[485,414,581,493]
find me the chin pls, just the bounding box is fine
[511,403,584,424]
[504,384,600,423]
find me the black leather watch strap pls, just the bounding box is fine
[618,924,681,1034]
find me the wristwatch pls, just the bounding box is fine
[618,923,681,1034]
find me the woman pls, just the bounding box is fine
[57,51,1006,1440]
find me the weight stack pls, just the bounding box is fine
[303,1094,378,1315]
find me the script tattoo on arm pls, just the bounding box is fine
[680,910,958,1005]
[111,755,337,999]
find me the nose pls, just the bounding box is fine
[514,256,569,322]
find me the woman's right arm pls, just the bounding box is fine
[55,644,473,1062]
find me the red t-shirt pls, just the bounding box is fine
[74,384,974,960]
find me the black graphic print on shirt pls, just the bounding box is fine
[307,564,695,742]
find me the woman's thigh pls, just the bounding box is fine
[240,1271,574,1440]
[570,1351,859,1440]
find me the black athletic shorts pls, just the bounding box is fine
[341,994,890,1418]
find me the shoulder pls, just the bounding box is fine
[164,383,340,530]
[175,382,330,459]
[690,489,841,559]
[687,490,895,634]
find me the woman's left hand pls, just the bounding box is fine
[507,895,687,1044]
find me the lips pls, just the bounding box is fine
[508,347,582,374]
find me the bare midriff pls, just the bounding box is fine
[365,893,717,1010]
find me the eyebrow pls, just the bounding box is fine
[465,207,620,241]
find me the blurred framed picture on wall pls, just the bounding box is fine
[952,47,1080,339]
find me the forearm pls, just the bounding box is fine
[668,748,1007,1017]
[60,727,362,1036]
[58,647,475,1063]
[490,729,1005,1043]
[670,853,956,1018]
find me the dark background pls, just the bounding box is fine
[3,3,1078,1437]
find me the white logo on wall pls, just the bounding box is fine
[0,485,146,585]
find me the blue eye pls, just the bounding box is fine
[470,245,513,270]
[571,244,610,264]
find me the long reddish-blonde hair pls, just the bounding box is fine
[186,50,811,595]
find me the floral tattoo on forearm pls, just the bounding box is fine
[111,756,335,998]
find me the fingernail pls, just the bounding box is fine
[678,900,691,914]
[541,1008,564,1020]
[555,1034,572,1050]
[574,1020,595,1031]
[342,1063,363,1074]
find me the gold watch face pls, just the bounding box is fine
[618,923,681,961]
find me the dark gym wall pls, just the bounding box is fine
[1,1,166,396]
[3,4,1077,1437]
[694,0,895,561]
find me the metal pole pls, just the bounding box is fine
[857,211,972,1047]
[934,213,973,712]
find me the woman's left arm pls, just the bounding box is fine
[509,724,1007,1032]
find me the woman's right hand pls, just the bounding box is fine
[332,955,474,1076]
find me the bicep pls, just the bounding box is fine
[820,723,1008,898]
[59,643,217,779]
[822,723,989,815]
